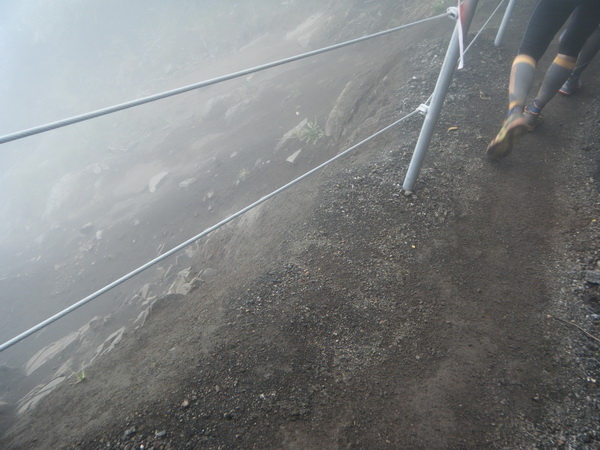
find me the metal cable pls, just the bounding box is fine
[0,12,446,145]
[0,107,421,352]
[421,0,506,107]
[464,0,507,55]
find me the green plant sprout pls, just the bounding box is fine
[70,369,87,385]
[297,119,324,145]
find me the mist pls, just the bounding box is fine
[0,0,447,424]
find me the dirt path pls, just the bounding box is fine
[2,1,600,448]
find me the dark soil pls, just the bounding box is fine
[2,1,600,448]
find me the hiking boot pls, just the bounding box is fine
[523,105,543,132]
[486,112,529,159]
[559,76,581,96]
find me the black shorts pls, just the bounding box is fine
[519,0,600,61]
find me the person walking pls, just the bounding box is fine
[486,0,600,158]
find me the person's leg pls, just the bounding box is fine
[523,52,576,129]
[510,0,577,114]
[487,0,576,158]
[508,55,536,116]
[529,2,600,111]
[560,25,600,94]
[570,25,600,78]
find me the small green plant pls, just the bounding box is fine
[297,119,324,145]
[70,369,86,385]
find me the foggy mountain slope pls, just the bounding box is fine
[2,0,600,448]
[0,0,450,438]
[0,0,443,334]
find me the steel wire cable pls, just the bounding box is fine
[0,12,446,145]
[421,0,507,109]
[0,108,421,352]
[464,0,507,55]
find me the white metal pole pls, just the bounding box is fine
[402,0,480,193]
[495,0,518,46]
[402,24,460,193]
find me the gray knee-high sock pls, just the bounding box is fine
[508,55,536,115]
[531,54,576,111]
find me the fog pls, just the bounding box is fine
[1,0,330,343]
[0,0,444,423]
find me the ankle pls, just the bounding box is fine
[507,106,523,117]
[526,101,542,115]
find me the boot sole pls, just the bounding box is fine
[486,120,529,159]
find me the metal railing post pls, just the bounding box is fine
[402,25,459,193]
[494,0,518,46]
[402,0,479,193]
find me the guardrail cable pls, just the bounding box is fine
[0,12,446,145]
[0,107,421,352]
[422,0,507,108]
[464,0,507,55]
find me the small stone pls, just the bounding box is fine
[286,149,302,164]
[149,171,169,193]
[181,399,190,408]
[123,426,136,437]
[179,178,197,189]
[584,270,600,284]
[155,430,166,438]
[80,222,94,234]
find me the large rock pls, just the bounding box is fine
[326,80,357,140]
[275,118,308,152]
[149,172,169,193]
[167,267,200,295]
